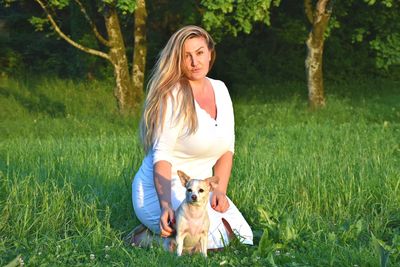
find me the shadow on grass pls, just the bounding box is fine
[0,85,66,117]
[229,78,400,105]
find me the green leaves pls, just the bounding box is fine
[371,233,393,267]
[29,16,49,32]
[201,0,281,37]
[255,207,300,263]
[1,0,17,8]
[370,33,400,69]
[365,0,377,5]
[116,0,136,14]
[352,28,369,43]
[102,0,137,14]
[48,0,70,9]
[365,0,394,7]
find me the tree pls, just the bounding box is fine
[132,0,146,105]
[304,0,333,108]
[201,0,399,108]
[12,0,147,114]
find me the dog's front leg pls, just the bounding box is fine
[200,234,208,257]
[176,233,184,256]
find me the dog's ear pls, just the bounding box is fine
[205,176,219,191]
[177,170,191,187]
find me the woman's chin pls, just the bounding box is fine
[187,73,207,81]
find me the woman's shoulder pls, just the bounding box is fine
[207,77,226,88]
[207,77,231,99]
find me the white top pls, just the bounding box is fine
[138,77,235,209]
[132,77,253,248]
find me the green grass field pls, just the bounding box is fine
[0,77,399,266]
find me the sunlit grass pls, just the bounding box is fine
[0,77,399,266]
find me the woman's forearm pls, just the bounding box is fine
[213,151,233,194]
[154,160,173,209]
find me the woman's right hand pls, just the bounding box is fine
[159,205,176,237]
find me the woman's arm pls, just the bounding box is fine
[152,93,182,237]
[154,160,175,237]
[211,151,233,212]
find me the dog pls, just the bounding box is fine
[174,170,219,257]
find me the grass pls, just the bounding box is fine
[0,76,399,266]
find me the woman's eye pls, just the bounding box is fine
[199,189,204,193]
[197,51,203,55]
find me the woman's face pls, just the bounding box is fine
[182,37,212,81]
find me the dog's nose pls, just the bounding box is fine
[191,195,197,201]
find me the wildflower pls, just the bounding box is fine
[19,257,24,267]
[90,254,95,260]
[220,260,227,266]
[275,250,281,256]
[383,121,389,128]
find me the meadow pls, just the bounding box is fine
[0,76,399,266]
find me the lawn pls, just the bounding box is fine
[0,77,399,266]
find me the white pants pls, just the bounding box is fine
[132,172,253,249]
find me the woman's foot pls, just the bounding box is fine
[125,224,176,251]
[124,224,153,247]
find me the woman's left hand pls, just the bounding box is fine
[211,190,230,212]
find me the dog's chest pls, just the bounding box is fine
[177,206,209,246]
[184,216,208,236]
[182,217,208,247]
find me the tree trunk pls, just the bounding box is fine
[305,0,332,108]
[132,0,147,105]
[104,6,136,114]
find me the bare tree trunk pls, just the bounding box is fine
[104,6,135,114]
[35,0,143,114]
[304,0,332,108]
[132,0,147,105]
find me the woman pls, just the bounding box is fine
[131,25,253,249]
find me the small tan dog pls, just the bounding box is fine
[175,170,219,257]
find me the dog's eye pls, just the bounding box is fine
[187,189,192,193]
[199,189,204,193]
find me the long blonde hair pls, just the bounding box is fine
[140,25,216,152]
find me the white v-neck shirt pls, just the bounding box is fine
[152,77,235,206]
[132,77,253,248]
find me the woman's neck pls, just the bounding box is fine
[189,78,207,96]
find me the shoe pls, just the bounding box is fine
[124,224,151,247]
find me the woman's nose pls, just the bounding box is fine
[191,56,198,67]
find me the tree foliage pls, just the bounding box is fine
[2,0,148,114]
[1,0,399,101]
[353,0,400,69]
[201,0,281,38]
[201,0,400,70]
[200,0,400,108]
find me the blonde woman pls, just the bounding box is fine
[130,25,253,250]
